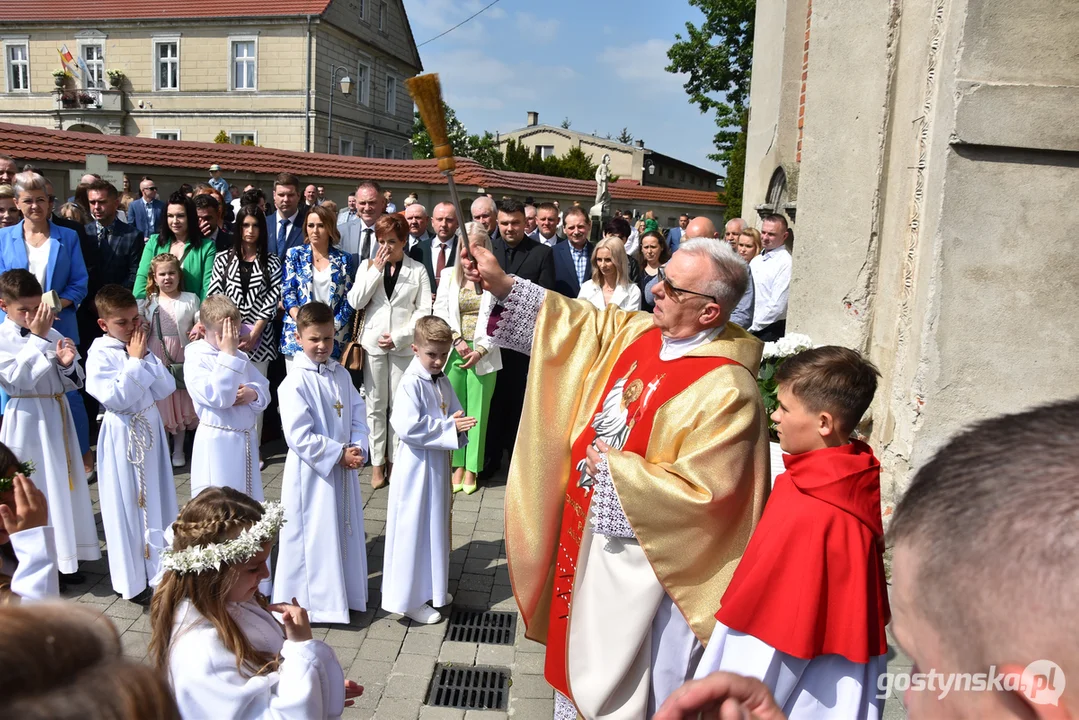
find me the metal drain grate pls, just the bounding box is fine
[446,609,517,645]
[426,664,510,710]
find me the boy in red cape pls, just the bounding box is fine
[694,346,889,719]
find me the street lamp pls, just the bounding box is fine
[327,65,353,154]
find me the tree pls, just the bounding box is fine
[411,102,471,160]
[469,131,506,170]
[722,111,748,222]
[213,130,230,143]
[666,0,755,214]
[616,127,634,144]
[560,117,572,129]
[554,146,598,180]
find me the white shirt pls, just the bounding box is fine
[24,239,52,287]
[312,266,333,305]
[536,232,558,248]
[430,235,452,267]
[749,245,792,331]
[659,326,724,361]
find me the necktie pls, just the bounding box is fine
[98,223,109,249]
[279,218,289,252]
[431,372,444,381]
[362,229,373,261]
[435,242,447,279]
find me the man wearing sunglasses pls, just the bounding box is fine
[460,235,768,720]
[129,176,164,238]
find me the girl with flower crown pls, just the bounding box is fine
[0,441,58,603]
[149,487,363,719]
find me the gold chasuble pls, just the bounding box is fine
[505,290,771,656]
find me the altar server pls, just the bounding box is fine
[382,316,475,624]
[86,284,179,603]
[273,302,370,624]
[0,442,59,603]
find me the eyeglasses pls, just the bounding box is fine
[657,265,718,303]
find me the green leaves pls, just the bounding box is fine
[758,357,781,441]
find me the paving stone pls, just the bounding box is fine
[463,558,496,575]
[466,543,502,560]
[458,573,495,592]
[509,674,554,699]
[453,590,492,609]
[385,672,434,699]
[419,708,466,720]
[375,697,423,719]
[327,627,369,648]
[368,618,411,641]
[438,641,478,665]
[401,632,445,657]
[476,644,515,667]
[393,652,437,677]
[466,711,507,720]
[360,637,405,662]
[507,698,555,720]
[512,651,545,675]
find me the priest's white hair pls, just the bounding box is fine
[677,237,749,318]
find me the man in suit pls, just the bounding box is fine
[534,202,561,248]
[338,179,384,263]
[86,178,144,289]
[408,200,457,293]
[337,193,357,225]
[267,172,306,260]
[404,202,433,253]
[524,203,538,240]
[194,193,232,252]
[129,176,164,238]
[471,195,500,243]
[552,206,593,298]
[667,213,690,253]
[486,199,555,474]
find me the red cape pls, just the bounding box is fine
[715,440,890,663]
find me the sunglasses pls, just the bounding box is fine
[657,265,718,304]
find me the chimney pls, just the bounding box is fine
[636,139,645,148]
[527,111,539,127]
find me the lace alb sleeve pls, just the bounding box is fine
[589,454,635,540]
[483,278,547,356]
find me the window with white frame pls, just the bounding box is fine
[231,39,257,91]
[537,145,555,160]
[82,43,105,89]
[230,132,256,145]
[358,0,366,21]
[154,40,179,91]
[355,60,371,106]
[340,138,354,156]
[385,75,396,115]
[379,2,387,31]
[5,42,29,92]
[384,148,395,160]
[366,142,376,158]
[154,131,180,141]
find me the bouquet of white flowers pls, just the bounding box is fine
[758,333,815,439]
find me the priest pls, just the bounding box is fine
[461,237,771,719]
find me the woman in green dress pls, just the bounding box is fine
[433,222,501,494]
[133,192,216,301]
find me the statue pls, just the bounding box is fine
[591,153,611,220]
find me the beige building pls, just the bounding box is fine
[497,111,722,192]
[742,0,1079,503]
[0,0,421,157]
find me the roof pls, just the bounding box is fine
[0,122,723,207]
[0,0,332,21]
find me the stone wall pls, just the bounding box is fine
[753,0,1079,504]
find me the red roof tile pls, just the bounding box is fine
[0,122,723,207]
[0,0,332,21]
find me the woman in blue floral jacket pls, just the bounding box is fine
[280,204,355,370]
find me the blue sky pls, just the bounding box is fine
[400,0,724,175]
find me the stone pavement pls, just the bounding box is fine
[61,440,910,719]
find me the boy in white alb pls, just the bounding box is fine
[273,302,370,624]
[184,295,270,502]
[383,316,475,624]
[85,284,180,604]
[0,269,100,579]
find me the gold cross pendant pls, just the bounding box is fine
[440,402,447,413]
[333,400,344,417]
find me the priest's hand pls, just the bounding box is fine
[451,410,477,433]
[55,338,77,368]
[0,473,49,536]
[584,440,611,478]
[267,598,313,642]
[343,679,365,707]
[653,672,786,720]
[459,348,482,370]
[459,242,514,300]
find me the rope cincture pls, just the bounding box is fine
[114,407,154,559]
[12,392,74,491]
[201,422,254,497]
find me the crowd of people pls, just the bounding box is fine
[2,150,1058,720]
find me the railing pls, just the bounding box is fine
[54,88,124,112]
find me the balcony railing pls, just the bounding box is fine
[54,88,124,112]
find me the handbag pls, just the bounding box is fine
[339,307,366,371]
[152,309,186,390]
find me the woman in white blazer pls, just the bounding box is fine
[347,213,432,489]
[433,222,502,494]
[577,235,642,312]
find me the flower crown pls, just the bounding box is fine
[0,460,35,494]
[160,502,285,575]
